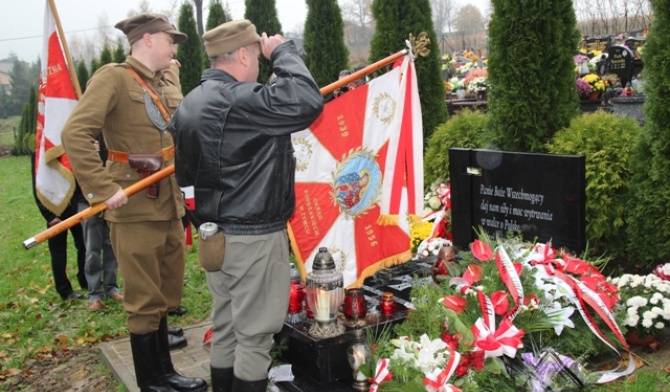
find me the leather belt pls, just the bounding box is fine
[107,145,175,163]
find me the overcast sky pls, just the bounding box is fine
[1,0,487,63]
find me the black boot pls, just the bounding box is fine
[158,317,208,392]
[211,367,234,392]
[232,376,268,392]
[168,333,188,350]
[129,331,178,392]
[168,326,184,336]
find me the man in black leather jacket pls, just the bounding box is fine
[169,20,323,392]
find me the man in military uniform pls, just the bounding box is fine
[61,13,206,392]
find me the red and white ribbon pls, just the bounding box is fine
[495,246,524,320]
[528,246,635,384]
[472,291,524,358]
[424,349,462,392]
[368,358,393,392]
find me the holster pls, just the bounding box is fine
[128,153,162,199]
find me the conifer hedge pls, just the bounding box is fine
[177,2,204,96]
[303,0,349,88]
[487,0,580,152]
[625,0,670,266]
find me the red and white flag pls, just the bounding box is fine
[34,1,77,215]
[380,56,424,222]
[288,56,423,287]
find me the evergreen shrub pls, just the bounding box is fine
[625,0,670,269]
[424,109,490,184]
[546,111,641,257]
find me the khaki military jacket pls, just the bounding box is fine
[62,56,184,222]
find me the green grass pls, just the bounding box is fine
[0,154,210,388]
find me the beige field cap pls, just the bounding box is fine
[203,19,261,57]
[115,13,187,45]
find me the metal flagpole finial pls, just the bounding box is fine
[408,32,431,59]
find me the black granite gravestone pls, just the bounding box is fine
[449,148,585,253]
[606,45,636,88]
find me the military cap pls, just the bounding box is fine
[203,19,261,57]
[115,13,187,45]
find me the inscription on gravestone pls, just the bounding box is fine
[449,149,585,253]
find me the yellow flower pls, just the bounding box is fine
[582,74,606,92]
[410,221,433,250]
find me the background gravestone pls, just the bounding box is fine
[579,35,611,54]
[606,45,636,87]
[625,37,646,54]
[449,148,586,253]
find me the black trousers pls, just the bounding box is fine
[47,202,86,298]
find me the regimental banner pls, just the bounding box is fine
[34,0,77,215]
[288,56,423,287]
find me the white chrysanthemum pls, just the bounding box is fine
[626,296,647,308]
[658,282,670,294]
[624,313,639,327]
[655,322,665,329]
[630,275,644,288]
[650,293,663,305]
[651,307,663,317]
[662,264,670,275]
[642,310,657,325]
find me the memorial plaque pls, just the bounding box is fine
[606,45,635,87]
[449,148,585,253]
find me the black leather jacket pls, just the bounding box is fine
[169,41,323,235]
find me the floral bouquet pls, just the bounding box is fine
[467,77,489,93]
[581,73,606,93]
[364,233,635,391]
[410,182,452,258]
[449,77,464,92]
[575,78,592,97]
[609,273,670,339]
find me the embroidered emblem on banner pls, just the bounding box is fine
[331,149,382,218]
[293,137,313,172]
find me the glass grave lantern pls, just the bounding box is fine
[305,247,345,338]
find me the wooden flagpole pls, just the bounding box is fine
[47,0,83,98]
[23,48,410,249]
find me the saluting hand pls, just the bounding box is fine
[105,188,128,211]
[260,32,285,60]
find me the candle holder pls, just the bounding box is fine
[285,263,306,324]
[305,247,345,338]
[379,291,396,315]
[343,288,367,327]
[347,328,371,391]
[431,245,457,284]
